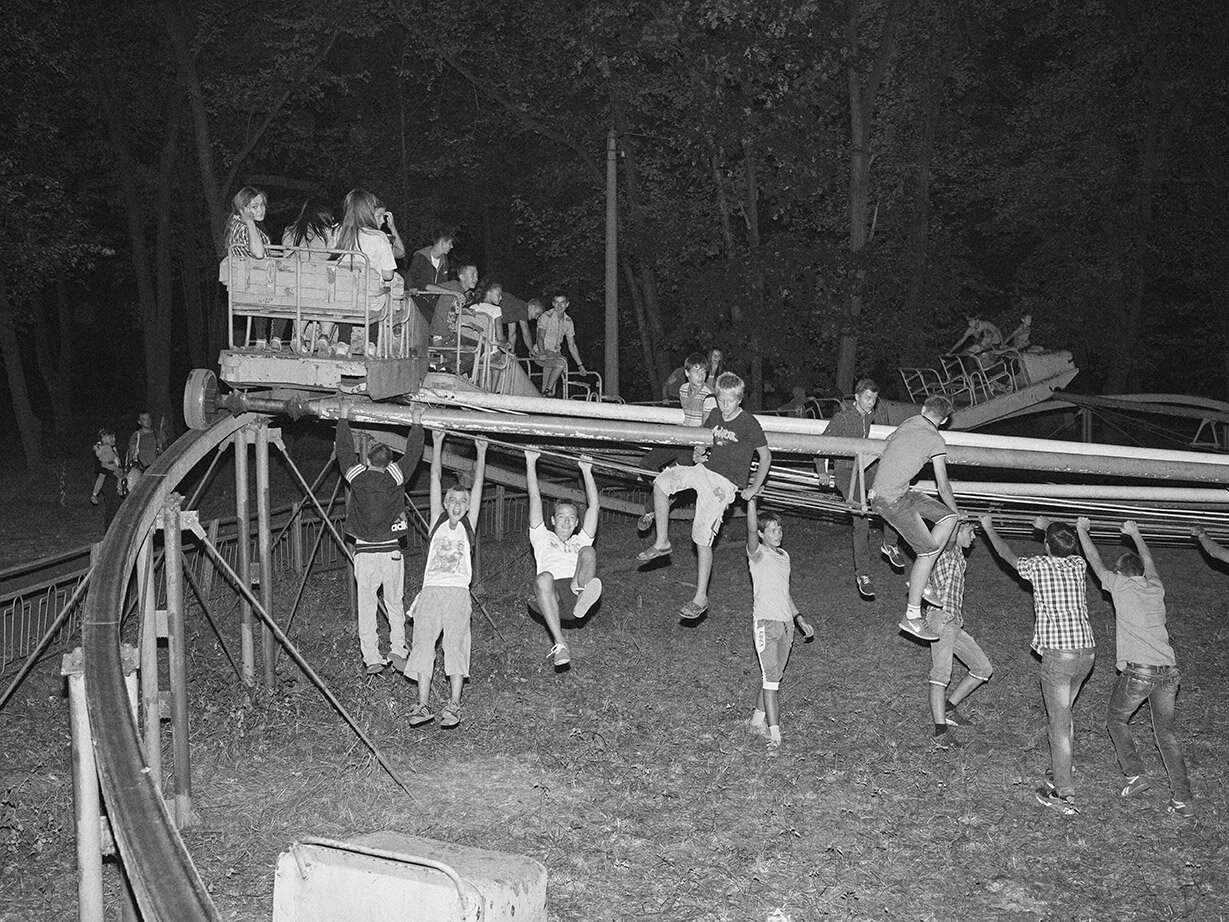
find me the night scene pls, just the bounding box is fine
[4,0,1229,919]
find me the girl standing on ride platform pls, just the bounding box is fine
[334,189,399,356]
[225,186,279,350]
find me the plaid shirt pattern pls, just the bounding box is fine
[1016,555,1095,652]
[929,547,966,625]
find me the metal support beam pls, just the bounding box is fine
[233,431,254,684]
[161,496,194,827]
[255,424,276,687]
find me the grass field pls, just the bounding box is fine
[3,514,1227,921]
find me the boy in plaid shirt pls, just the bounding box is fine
[980,514,1095,816]
[924,522,993,750]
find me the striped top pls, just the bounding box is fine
[680,382,716,427]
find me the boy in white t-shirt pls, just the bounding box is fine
[404,430,488,729]
[526,450,603,669]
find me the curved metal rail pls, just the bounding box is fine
[82,415,257,920]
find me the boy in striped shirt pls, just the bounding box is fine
[980,514,1094,816]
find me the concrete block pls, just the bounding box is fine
[272,832,547,922]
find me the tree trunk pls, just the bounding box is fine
[31,277,74,440]
[0,267,44,473]
[740,139,764,410]
[903,66,938,326]
[621,257,658,400]
[145,125,181,428]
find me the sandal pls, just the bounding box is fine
[679,600,708,621]
[636,543,673,563]
[407,703,434,728]
[438,702,462,729]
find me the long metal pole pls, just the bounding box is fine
[605,127,619,397]
[233,395,1229,484]
[255,424,276,688]
[916,480,1229,503]
[162,495,193,826]
[234,430,254,684]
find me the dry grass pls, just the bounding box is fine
[3,517,1227,921]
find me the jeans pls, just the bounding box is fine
[1039,647,1095,795]
[1106,664,1191,802]
[836,481,898,577]
[927,610,994,686]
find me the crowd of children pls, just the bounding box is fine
[91,410,167,531]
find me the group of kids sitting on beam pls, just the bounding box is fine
[330,337,1227,821]
[224,186,586,394]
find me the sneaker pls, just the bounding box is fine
[932,727,961,750]
[1120,774,1151,798]
[407,703,434,727]
[944,703,974,727]
[550,642,571,667]
[253,338,268,351]
[766,738,781,757]
[438,702,462,729]
[747,718,770,739]
[1035,786,1078,816]
[332,341,351,358]
[898,616,939,642]
[365,342,378,358]
[881,543,907,570]
[636,510,655,532]
[1166,799,1195,820]
[856,574,876,599]
[389,654,408,674]
[363,661,386,676]
[270,337,282,351]
[571,578,603,619]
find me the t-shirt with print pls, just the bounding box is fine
[529,522,593,580]
[703,408,768,491]
[1101,572,1176,670]
[872,414,946,503]
[538,310,574,355]
[423,516,474,589]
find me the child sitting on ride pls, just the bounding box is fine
[224,186,278,350]
[281,199,338,354]
[332,188,398,357]
[947,317,1003,359]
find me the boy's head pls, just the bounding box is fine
[853,378,879,414]
[551,500,580,539]
[457,264,479,291]
[97,427,115,445]
[431,230,455,254]
[684,352,708,384]
[1113,551,1145,577]
[368,443,394,470]
[1044,522,1078,557]
[922,394,953,425]
[138,411,153,429]
[715,372,745,419]
[758,510,784,548]
[527,297,545,320]
[948,521,975,551]
[551,293,570,313]
[444,483,470,521]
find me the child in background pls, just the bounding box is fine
[980,514,1094,816]
[638,372,771,622]
[1077,518,1193,819]
[405,431,488,729]
[924,522,993,750]
[745,497,801,754]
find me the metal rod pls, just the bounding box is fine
[181,561,249,696]
[914,480,1229,503]
[162,495,193,826]
[185,444,225,512]
[234,430,254,684]
[256,424,276,688]
[276,474,345,667]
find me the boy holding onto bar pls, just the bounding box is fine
[638,371,772,621]
[405,430,487,729]
[1077,518,1193,819]
[526,450,603,668]
[980,514,1095,816]
[745,497,801,754]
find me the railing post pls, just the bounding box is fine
[136,535,162,789]
[495,484,506,541]
[290,502,305,571]
[162,495,195,827]
[63,648,103,922]
[235,430,255,684]
[256,423,276,687]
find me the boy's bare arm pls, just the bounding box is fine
[1191,527,1229,564]
[467,439,488,528]
[746,496,760,554]
[429,429,445,522]
[1075,517,1111,585]
[931,455,960,515]
[743,446,772,500]
[1121,520,1157,580]
[978,514,1019,568]
[526,450,545,528]
[579,457,600,537]
[566,332,586,372]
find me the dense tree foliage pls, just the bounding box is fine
[1,0,1225,470]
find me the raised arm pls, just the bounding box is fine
[1121,520,1158,580]
[335,407,358,474]
[526,449,544,528]
[395,405,425,481]
[743,446,772,500]
[430,429,445,522]
[746,496,760,555]
[468,439,488,528]
[931,455,959,515]
[978,514,1019,568]
[578,457,599,537]
[1192,527,1229,564]
[1075,517,1111,585]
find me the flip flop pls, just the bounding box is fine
[679,600,708,621]
[636,544,673,563]
[572,578,603,619]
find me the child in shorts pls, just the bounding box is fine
[745,497,801,754]
[638,372,772,621]
[405,430,488,728]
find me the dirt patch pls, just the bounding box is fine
[2,516,1226,921]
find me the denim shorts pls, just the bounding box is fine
[870,490,957,556]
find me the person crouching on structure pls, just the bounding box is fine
[526,450,603,669]
[336,403,424,675]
